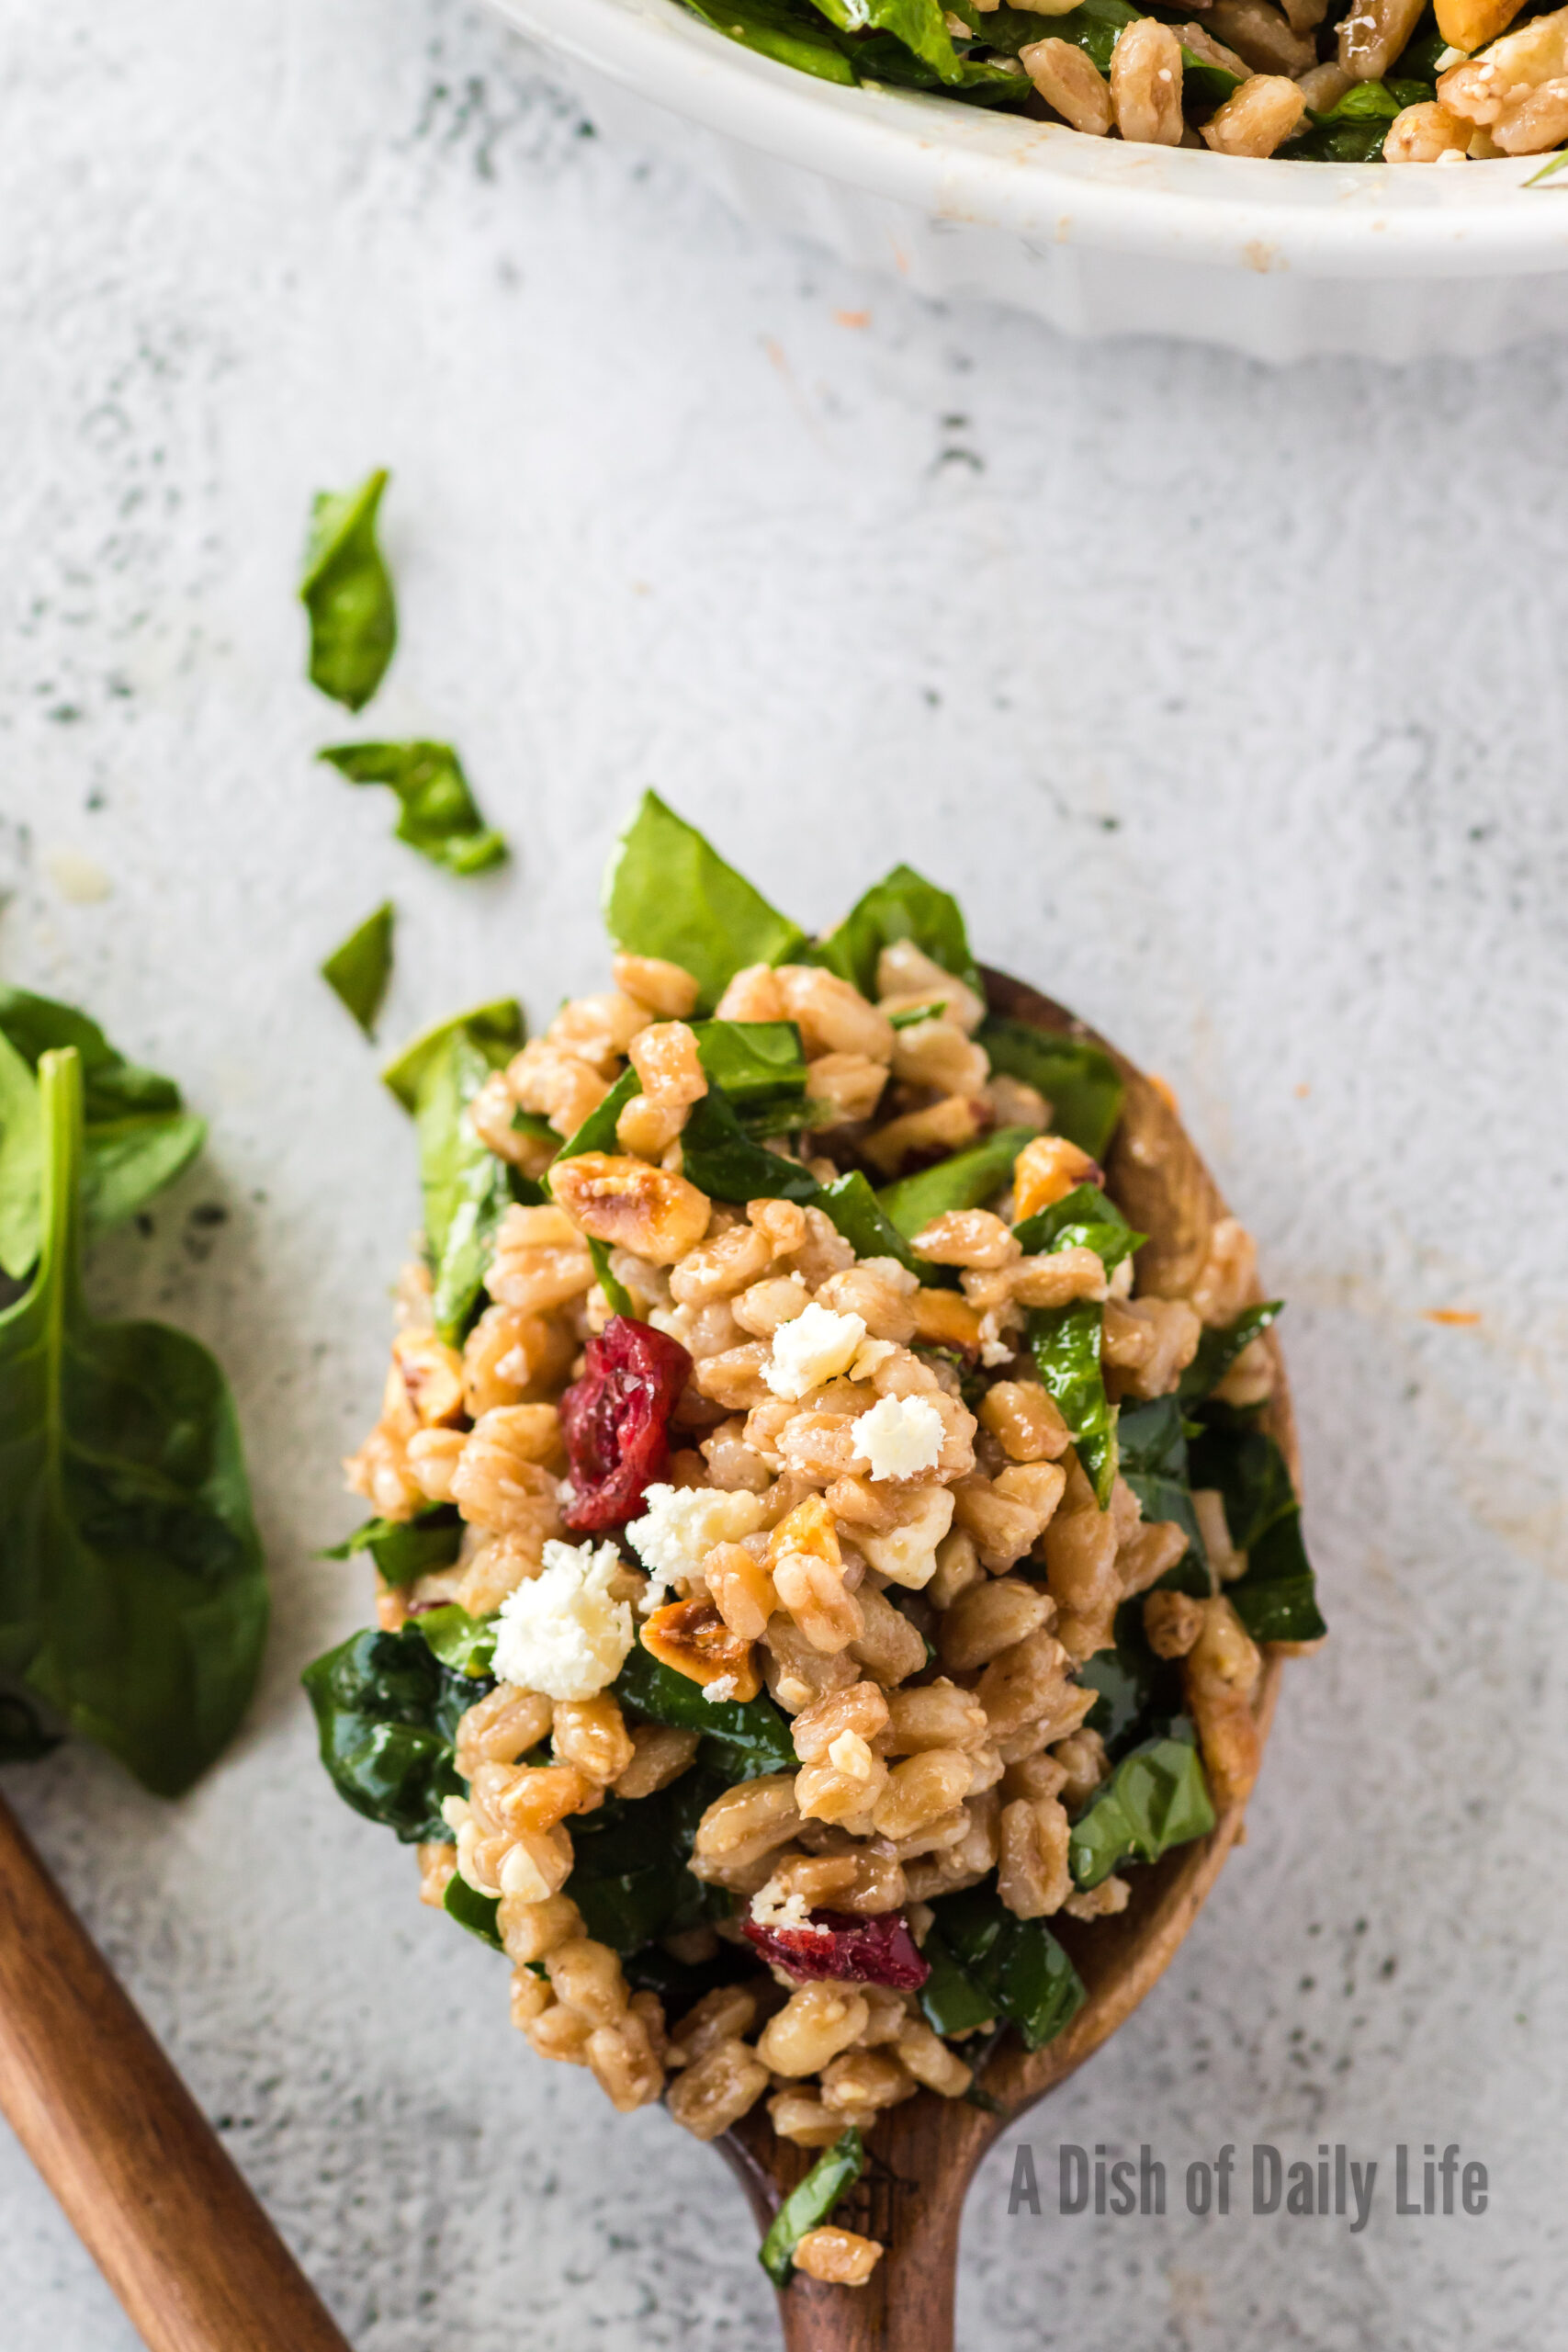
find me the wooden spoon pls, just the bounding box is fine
[719,967,1296,2352]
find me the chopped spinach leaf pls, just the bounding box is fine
[976,1017,1122,1159]
[953,0,1134,66]
[300,468,397,712]
[565,1765,731,1954]
[692,1021,809,1123]
[678,1086,822,1205]
[878,1124,1037,1240]
[1013,1181,1143,1276]
[0,1689,62,1764]
[811,862,982,1000]
[615,1642,797,1778]
[917,1925,1000,2038]
[1178,1301,1280,1405]
[622,1936,752,2011]
[410,1604,498,1677]
[1068,1722,1215,1889]
[845,29,1033,96]
[930,1885,1086,2050]
[320,741,507,877]
[444,1870,504,1949]
[814,1170,929,1282]
[554,1065,638,1162]
[589,1235,637,1319]
[302,1623,479,1842]
[0,989,206,1280]
[682,0,859,79]
[807,0,968,77]
[1030,1299,1117,1510]
[1280,116,1389,160]
[603,792,807,1014]
[1077,1598,1184,1760]
[1189,1408,1325,1644]
[321,901,394,1036]
[402,1014,539,1343]
[381,999,524,1114]
[760,2130,866,2285]
[554,1023,810,1174]
[888,1001,951,1031]
[323,1502,462,1588]
[1115,1396,1210,1596]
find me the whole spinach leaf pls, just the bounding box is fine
[321,901,394,1036]
[405,1015,541,1343]
[811,863,983,1000]
[1030,1300,1117,1510]
[1188,1408,1325,1645]
[878,1124,1037,1239]
[760,2130,865,2285]
[320,741,507,877]
[0,1050,266,1797]
[602,792,807,1013]
[1178,1300,1280,1404]
[615,1641,796,1778]
[1013,1180,1143,1276]
[682,0,859,79]
[976,1017,1122,1159]
[0,989,207,1280]
[1115,1396,1210,1596]
[930,1885,1085,2050]
[301,1623,478,1842]
[323,1502,462,1588]
[1067,1723,1215,1889]
[300,469,397,712]
[381,998,523,1114]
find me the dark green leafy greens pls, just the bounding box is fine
[976,1017,1122,1160]
[445,1869,504,1948]
[1031,1302,1116,1510]
[1178,1301,1280,1404]
[565,1763,731,1954]
[1068,1723,1215,1889]
[1115,1396,1210,1596]
[323,1501,462,1587]
[0,989,206,1280]
[320,741,508,876]
[1188,1408,1325,1645]
[615,1640,797,1779]
[1013,1181,1143,1277]
[682,0,858,79]
[589,1236,637,1318]
[321,901,395,1036]
[678,1086,823,1205]
[759,2130,866,2285]
[390,1006,538,1343]
[603,791,807,1013]
[814,1170,929,1283]
[879,1125,1038,1240]
[381,998,523,1114]
[926,1885,1085,2050]
[0,1051,266,1797]
[1077,1598,1183,1759]
[812,863,982,1000]
[0,1689,62,1763]
[301,1623,477,1842]
[300,468,397,712]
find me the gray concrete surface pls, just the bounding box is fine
[3,1,1567,2345]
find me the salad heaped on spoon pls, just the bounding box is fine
[307,795,1322,2292]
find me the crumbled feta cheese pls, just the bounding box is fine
[980,1336,1014,1369]
[852,1392,945,1481]
[704,1674,739,1703]
[828,1729,876,1781]
[491,1539,633,1700]
[625,1484,770,1608]
[764,1302,867,1399]
[750,1880,823,1933]
[859,1486,956,1589]
[849,1336,898,1382]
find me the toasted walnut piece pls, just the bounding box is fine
[1111,16,1186,140]
[643,1595,761,1700]
[456,1686,555,1779]
[791,1681,892,1763]
[805,1052,889,1125]
[883,1679,989,1755]
[909,1289,987,1355]
[863,1094,984,1178]
[911,1209,1020,1271]
[668,1984,761,2065]
[891,1018,990,1098]
[551,1695,637,1786]
[821,2048,918,2112]
[390,1329,466,1427]
[773,966,896,1062]
[1013,1136,1099,1221]
[1184,1595,1263,1808]
[758,1983,872,2077]
[873,1748,976,1841]
[769,2090,848,2148]
[998,1795,1072,1918]
[610,1723,700,1800]
[1052,1728,1110,1811]
[1207,0,1314,72]
[1019,32,1113,125]
[416,1840,457,1907]
[613,952,701,1020]
[692,1774,802,1879]
[979,1381,1071,1465]
[939,1577,1054,1672]
[498,1890,583,1964]
[1201,72,1307,153]
[549,1152,711,1265]
[666,2038,771,2139]
[794,2227,884,2288]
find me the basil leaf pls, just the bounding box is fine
[814,1170,928,1282]
[302,1623,478,1842]
[1077,1598,1185,1760]
[589,1236,637,1319]
[320,741,507,877]
[1030,1300,1117,1509]
[0,989,207,1280]
[323,1501,462,1587]
[444,1870,504,1949]
[1115,1396,1210,1596]
[615,1642,797,1778]
[976,1018,1122,1159]
[878,1124,1038,1240]
[917,1925,999,2038]
[681,0,860,80]
[409,1603,497,1676]
[760,2130,866,2286]
[321,901,394,1036]
[603,792,807,1015]
[1068,1724,1215,1890]
[381,998,524,1114]
[406,1017,539,1343]
[678,1087,821,1206]
[1013,1181,1143,1276]
[0,1689,62,1764]
[811,863,982,1000]
[931,1886,1085,2051]
[1189,1411,1325,1644]
[1178,1301,1281,1404]
[0,1051,266,1797]
[300,469,397,712]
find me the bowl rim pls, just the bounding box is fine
[489,0,1568,274]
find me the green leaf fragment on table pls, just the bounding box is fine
[322,1501,463,1587]
[615,1641,797,1778]
[381,998,524,1113]
[1030,1298,1117,1509]
[1068,1723,1216,1889]
[321,900,394,1035]
[681,0,860,80]
[320,741,508,876]
[976,1018,1123,1159]
[928,1885,1086,2050]
[1177,1301,1281,1404]
[1114,1396,1211,1596]
[1013,1181,1144,1276]
[0,1051,266,1798]
[444,1870,504,1949]
[300,468,397,712]
[760,2130,866,2286]
[811,863,983,1000]
[877,1124,1038,1239]
[301,1623,478,1842]
[0,989,207,1280]
[603,792,807,1014]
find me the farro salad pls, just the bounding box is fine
[307,796,1323,2290]
[677,0,1568,166]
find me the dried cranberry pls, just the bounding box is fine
[558,1315,692,1532]
[742,1907,930,1992]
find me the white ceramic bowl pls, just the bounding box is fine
[487,0,1568,358]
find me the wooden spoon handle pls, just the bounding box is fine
[0,1791,353,2352]
[774,2202,963,2352]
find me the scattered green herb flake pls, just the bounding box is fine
[878,1124,1037,1240]
[300,469,397,712]
[760,2130,866,2286]
[1030,1298,1117,1509]
[603,792,807,1014]
[1177,1301,1281,1404]
[976,1018,1122,1159]
[323,1501,463,1588]
[1528,144,1568,185]
[320,741,508,877]
[1068,1723,1216,1889]
[302,1623,479,1842]
[381,998,524,1114]
[444,1869,504,1949]
[812,863,982,999]
[321,900,395,1036]
[0,1051,267,1797]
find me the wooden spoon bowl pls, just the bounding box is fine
[718,967,1295,2352]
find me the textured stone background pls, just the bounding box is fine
[4,0,1568,2345]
